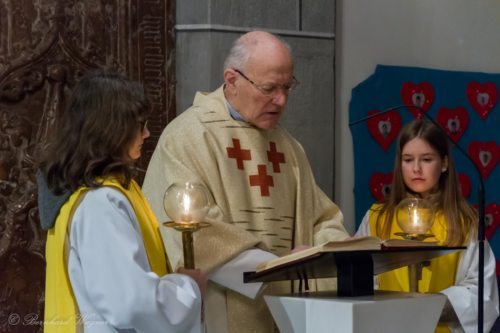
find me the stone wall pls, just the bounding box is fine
[175,0,337,197]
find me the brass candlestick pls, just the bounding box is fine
[163,221,210,269]
[163,182,212,269]
[396,197,435,292]
[394,231,433,292]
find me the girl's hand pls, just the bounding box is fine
[177,267,207,297]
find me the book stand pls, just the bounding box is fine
[244,247,464,333]
[244,246,464,296]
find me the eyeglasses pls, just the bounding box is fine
[234,69,298,96]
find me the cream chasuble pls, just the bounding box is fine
[143,86,348,333]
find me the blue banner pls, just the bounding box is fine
[349,64,500,274]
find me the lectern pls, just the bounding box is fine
[244,246,464,333]
[264,291,446,333]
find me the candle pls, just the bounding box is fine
[411,207,420,227]
[396,198,434,238]
[180,193,193,223]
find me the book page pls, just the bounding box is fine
[322,236,382,251]
[382,238,439,247]
[256,236,382,272]
[255,245,322,272]
[254,236,442,273]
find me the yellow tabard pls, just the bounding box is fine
[368,206,461,333]
[44,178,170,333]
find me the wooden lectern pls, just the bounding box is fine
[244,246,464,333]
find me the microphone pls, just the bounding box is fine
[349,104,486,332]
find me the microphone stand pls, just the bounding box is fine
[349,105,486,332]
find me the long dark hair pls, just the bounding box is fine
[39,68,151,193]
[375,119,477,246]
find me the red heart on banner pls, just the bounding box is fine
[468,141,499,179]
[401,82,435,118]
[466,81,497,120]
[436,107,469,143]
[457,173,471,199]
[366,110,402,151]
[370,172,393,202]
[485,203,500,240]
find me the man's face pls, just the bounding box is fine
[224,50,295,129]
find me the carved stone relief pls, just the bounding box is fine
[0,1,174,332]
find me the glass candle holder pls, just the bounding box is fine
[163,182,212,268]
[396,197,434,239]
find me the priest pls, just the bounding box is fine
[142,30,349,333]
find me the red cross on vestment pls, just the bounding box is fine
[267,141,286,173]
[249,164,274,196]
[227,138,251,170]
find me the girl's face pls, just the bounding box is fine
[401,137,448,198]
[127,121,150,160]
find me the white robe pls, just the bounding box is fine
[67,187,202,333]
[356,212,499,333]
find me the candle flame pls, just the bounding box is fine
[411,207,420,226]
[182,193,191,222]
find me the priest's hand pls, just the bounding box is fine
[177,267,207,297]
[290,245,311,253]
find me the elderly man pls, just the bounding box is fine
[142,31,349,333]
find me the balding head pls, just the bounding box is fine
[223,31,293,72]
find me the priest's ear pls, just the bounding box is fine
[223,68,239,96]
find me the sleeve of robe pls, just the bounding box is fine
[441,238,499,333]
[68,187,202,333]
[356,210,500,333]
[355,211,371,238]
[208,248,278,299]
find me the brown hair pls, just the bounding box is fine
[374,119,477,246]
[39,68,150,193]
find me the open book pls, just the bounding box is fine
[256,236,438,272]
